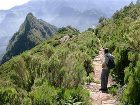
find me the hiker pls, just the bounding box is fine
[99,48,115,92]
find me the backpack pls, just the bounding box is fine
[106,55,115,69]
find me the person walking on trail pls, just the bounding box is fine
[99,48,115,92]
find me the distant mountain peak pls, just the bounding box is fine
[26,13,36,21]
[24,13,38,28]
[1,13,58,64]
[27,12,34,17]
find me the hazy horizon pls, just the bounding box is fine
[0,0,137,10]
[0,0,30,10]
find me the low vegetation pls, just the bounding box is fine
[0,26,99,105]
[1,2,140,105]
[96,2,140,105]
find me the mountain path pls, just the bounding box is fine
[85,49,117,105]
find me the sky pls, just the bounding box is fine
[0,0,30,10]
[0,0,136,10]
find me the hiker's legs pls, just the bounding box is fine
[101,69,109,90]
[106,70,109,86]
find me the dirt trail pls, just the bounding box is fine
[85,49,117,105]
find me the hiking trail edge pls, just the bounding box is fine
[85,49,117,105]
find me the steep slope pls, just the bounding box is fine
[1,13,58,64]
[95,2,140,105]
[0,27,99,105]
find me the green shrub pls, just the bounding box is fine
[30,82,58,105]
[0,87,20,105]
[63,87,90,105]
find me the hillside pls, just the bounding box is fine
[95,2,140,105]
[1,13,58,64]
[0,1,140,105]
[0,26,100,104]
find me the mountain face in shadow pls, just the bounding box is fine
[1,13,58,64]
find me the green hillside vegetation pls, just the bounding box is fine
[1,13,58,64]
[0,26,99,105]
[1,2,140,105]
[95,2,140,105]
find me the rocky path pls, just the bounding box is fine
[85,49,117,105]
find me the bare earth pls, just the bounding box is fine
[85,49,117,105]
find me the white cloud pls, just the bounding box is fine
[0,0,30,10]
